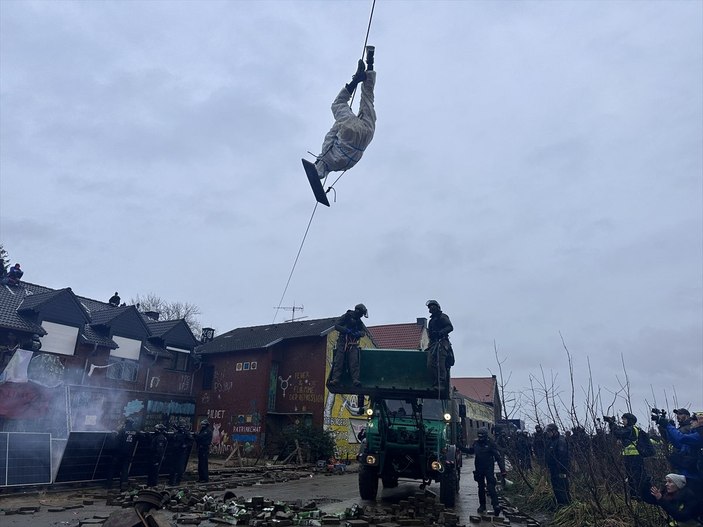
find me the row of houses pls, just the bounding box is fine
[0,280,501,471]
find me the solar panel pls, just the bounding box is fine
[54,432,111,483]
[4,432,52,485]
[0,433,7,486]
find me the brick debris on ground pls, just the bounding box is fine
[0,464,542,527]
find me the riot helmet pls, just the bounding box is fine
[354,304,368,318]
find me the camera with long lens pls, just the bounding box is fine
[602,415,616,424]
[651,408,667,422]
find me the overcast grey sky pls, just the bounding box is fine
[1,0,701,426]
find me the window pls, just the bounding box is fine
[202,365,214,390]
[173,352,189,371]
[167,346,190,372]
[243,362,250,370]
[39,322,79,356]
[106,359,138,382]
[111,336,141,361]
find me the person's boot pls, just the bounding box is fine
[366,45,375,71]
[345,59,367,93]
[477,505,486,513]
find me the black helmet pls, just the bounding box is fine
[155,424,167,432]
[477,426,488,437]
[546,423,559,432]
[426,299,441,309]
[622,413,637,425]
[354,304,368,318]
[200,419,209,426]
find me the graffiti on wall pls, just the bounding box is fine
[213,370,233,392]
[288,370,323,406]
[323,333,374,458]
[200,404,263,455]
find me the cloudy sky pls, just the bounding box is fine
[1,0,701,426]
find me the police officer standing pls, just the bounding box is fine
[463,427,506,516]
[147,424,168,487]
[169,423,193,486]
[425,300,454,388]
[327,304,368,387]
[545,423,571,506]
[194,419,213,483]
[108,417,138,492]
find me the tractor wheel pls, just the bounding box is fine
[358,465,379,500]
[439,466,457,507]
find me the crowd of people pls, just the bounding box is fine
[106,417,213,491]
[494,409,703,525]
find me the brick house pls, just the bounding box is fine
[0,282,199,438]
[192,317,374,460]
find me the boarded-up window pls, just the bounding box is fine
[110,336,141,361]
[39,322,78,356]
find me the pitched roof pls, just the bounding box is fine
[80,324,118,349]
[0,282,54,335]
[89,305,133,325]
[0,281,186,352]
[368,322,425,349]
[197,317,338,354]
[16,288,67,312]
[452,377,498,404]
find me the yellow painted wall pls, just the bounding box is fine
[322,332,373,459]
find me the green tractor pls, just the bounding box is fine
[358,396,462,506]
[327,348,462,507]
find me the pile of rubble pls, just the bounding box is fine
[102,488,461,527]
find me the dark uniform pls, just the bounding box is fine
[147,424,168,487]
[545,423,571,505]
[464,427,506,515]
[426,300,454,387]
[194,420,213,482]
[532,425,545,466]
[107,418,137,491]
[516,431,533,471]
[328,304,368,387]
[169,425,193,485]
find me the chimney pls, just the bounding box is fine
[201,327,215,343]
[416,317,427,328]
[144,311,160,321]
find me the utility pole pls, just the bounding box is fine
[273,303,306,322]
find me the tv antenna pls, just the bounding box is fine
[273,303,307,322]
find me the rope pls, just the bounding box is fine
[325,0,377,194]
[273,0,376,323]
[273,201,319,323]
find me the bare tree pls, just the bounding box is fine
[131,293,202,337]
[0,244,9,277]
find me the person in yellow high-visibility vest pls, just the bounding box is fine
[608,413,649,499]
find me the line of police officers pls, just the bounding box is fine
[106,417,213,490]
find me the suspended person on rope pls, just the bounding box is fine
[327,303,369,388]
[425,300,454,388]
[313,46,376,181]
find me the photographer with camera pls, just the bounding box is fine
[657,411,703,496]
[605,413,649,500]
[675,409,694,434]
